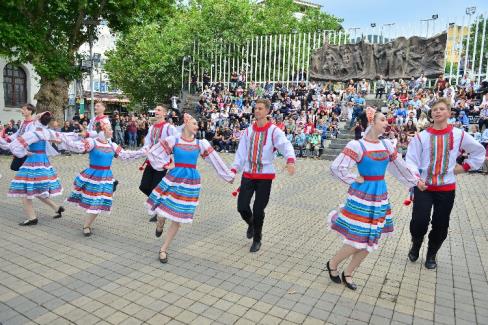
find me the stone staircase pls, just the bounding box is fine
[180,91,201,116]
[320,127,355,161]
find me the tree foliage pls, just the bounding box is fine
[105,0,343,106]
[0,0,175,116]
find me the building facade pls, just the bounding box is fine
[0,58,40,123]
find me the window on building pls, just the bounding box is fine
[3,64,27,107]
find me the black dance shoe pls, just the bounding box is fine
[425,253,437,269]
[53,206,65,219]
[19,218,38,226]
[341,272,357,291]
[155,222,164,238]
[159,250,168,264]
[149,216,157,222]
[408,240,423,262]
[83,227,92,237]
[250,241,261,253]
[326,261,341,284]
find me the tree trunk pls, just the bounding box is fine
[34,77,69,122]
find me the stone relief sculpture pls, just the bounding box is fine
[310,33,447,81]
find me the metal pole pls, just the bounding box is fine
[296,33,301,84]
[477,14,487,84]
[448,23,458,84]
[471,15,480,76]
[277,34,282,82]
[286,34,291,87]
[456,15,466,84]
[464,14,473,74]
[89,32,94,118]
[269,35,273,82]
[255,36,259,84]
[273,34,277,83]
[263,35,268,82]
[306,32,311,83]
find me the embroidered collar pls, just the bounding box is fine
[363,138,380,144]
[154,121,166,128]
[253,121,272,132]
[180,136,195,143]
[427,124,453,135]
[96,138,108,144]
[95,115,106,121]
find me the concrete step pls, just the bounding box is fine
[319,154,338,161]
[330,138,350,145]
[328,142,346,150]
[338,133,354,139]
[321,148,343,156]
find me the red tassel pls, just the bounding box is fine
[139,160,148,171]
[232,187,240,197]
[403,199,411,206]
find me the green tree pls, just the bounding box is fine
[105,0,343,106]
[0,0,174,119]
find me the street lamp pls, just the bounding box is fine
[370,23,377,43]
[464,7,476,74]
[348,27,360,43]
[83,17,101,119]
[381,23,395,43]
[420,14,438,38]
[181,56,191,94]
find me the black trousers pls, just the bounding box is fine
[237,177,272,242]
[410,187,456,253]
[139,164,167,197]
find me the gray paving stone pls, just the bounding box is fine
[0,157,486,325]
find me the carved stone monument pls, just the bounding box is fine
[309,33,447,81]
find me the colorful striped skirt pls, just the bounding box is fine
[8,154,62,199]
[67,167,114,214]
[146,167,201,223]
[327,180,393,252]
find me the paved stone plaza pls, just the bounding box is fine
[0,154,487,325]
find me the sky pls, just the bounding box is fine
[316,0,488,37]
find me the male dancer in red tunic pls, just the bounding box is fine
[139,105,177,222]
[406,98,485,269]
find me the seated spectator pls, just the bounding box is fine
[307,130,321,158]
[481,127,488,146]
[212,127,224,151]
[405,120,417,138]
[458,111,470,131]
[417,112,430,131]
[387,131,397,148]
[397,132,409,158]
[231,125,241,152]
[61,121,74,133]
[471,125,481,143]
[294,128,307,157]
[221,127,233,152]
[394,106,407,125]
[354,122,363,140]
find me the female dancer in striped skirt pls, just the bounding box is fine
[60,122,147,236]
[7,112,65,225]
[146,113,235,263]
[327,108,425,290]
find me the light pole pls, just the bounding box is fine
[348,27,360,43]
[420,14,438,38]
[181,56,191,94]
[464,6,476,74]
[370,23,376,43]
[83,18,100,119]
[382,23,395,43]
